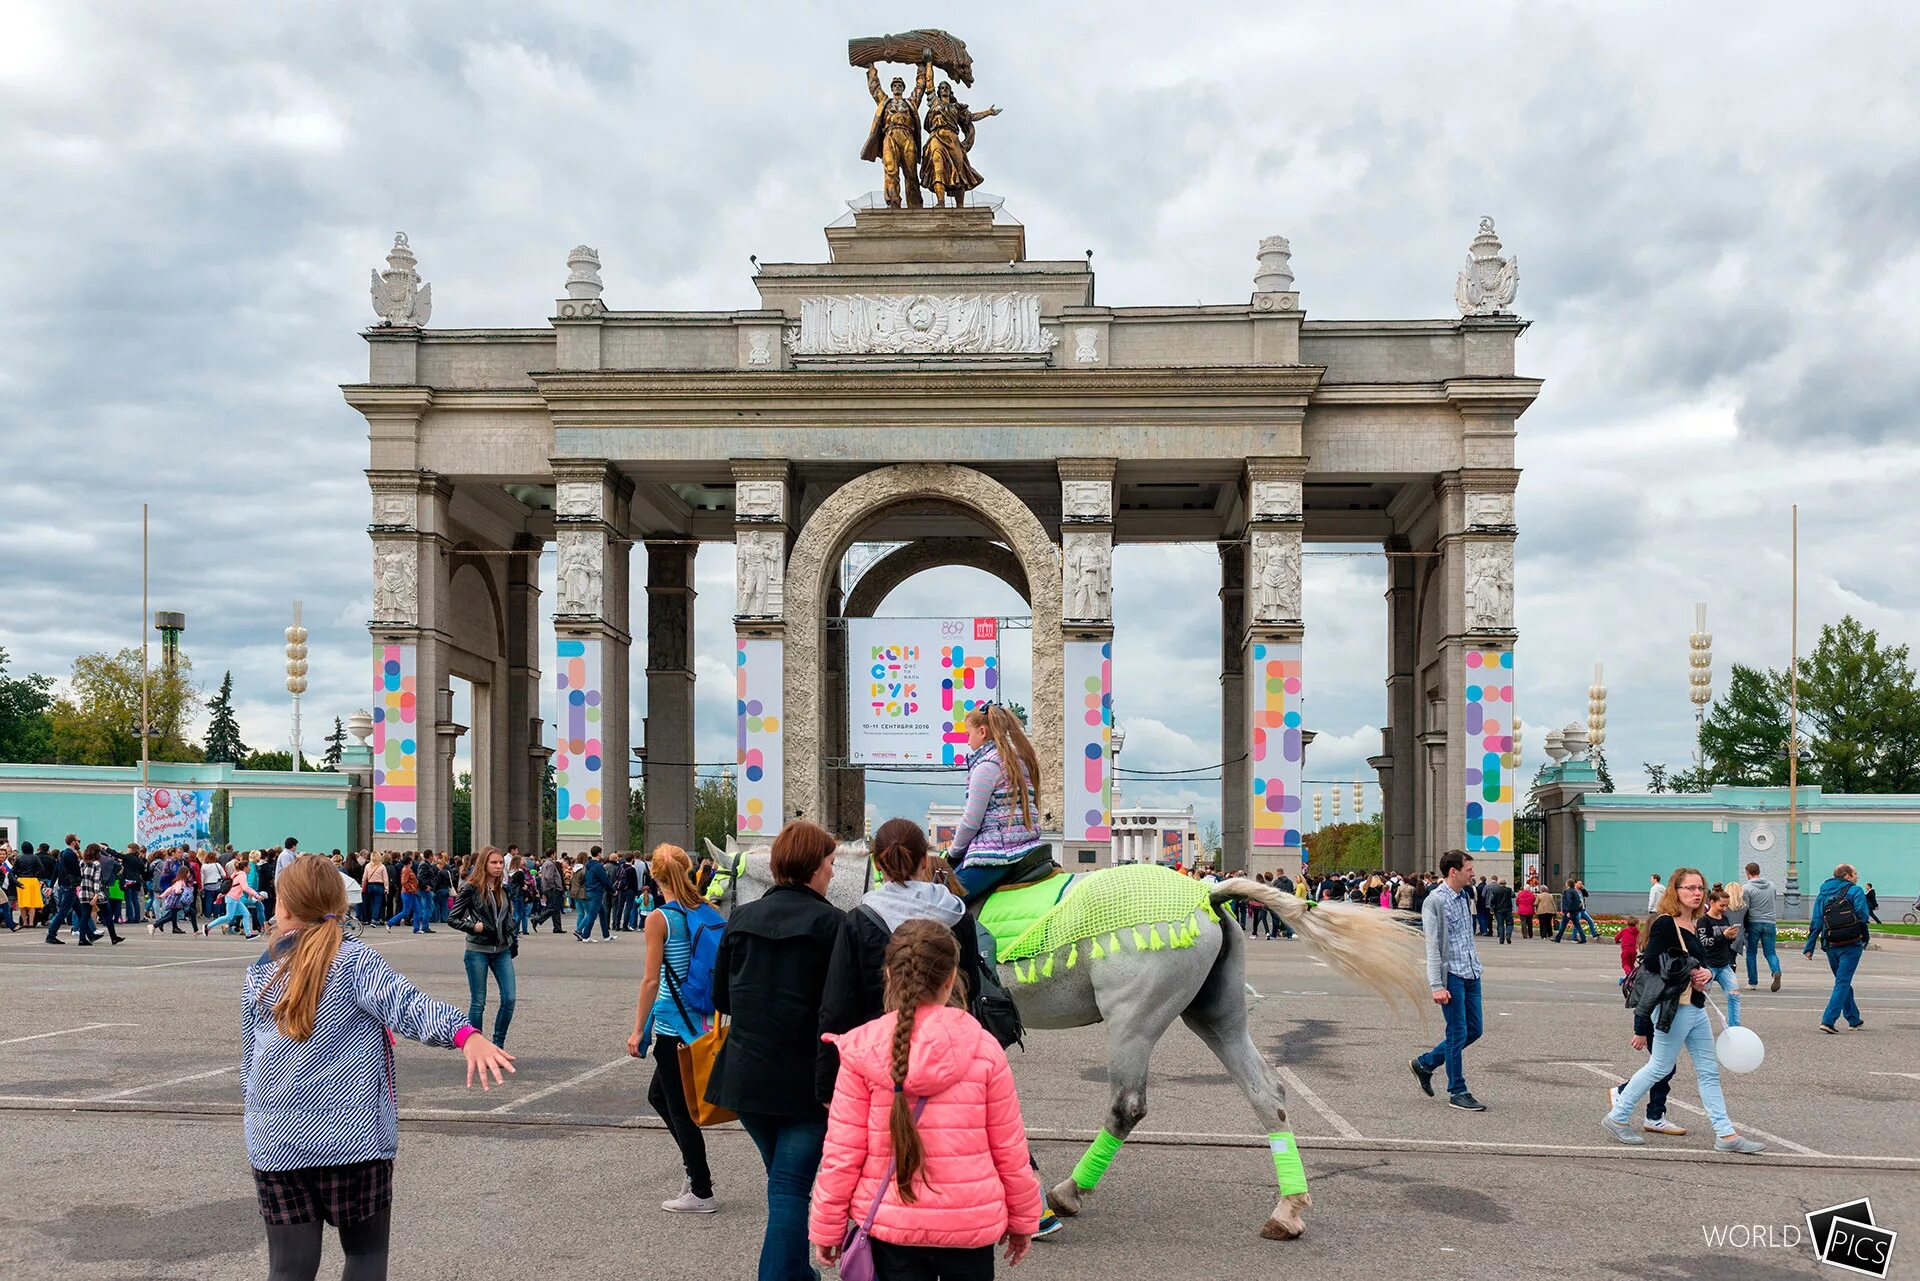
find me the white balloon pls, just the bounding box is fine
[1717,1025,1765,1074]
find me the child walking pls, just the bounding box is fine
[241,855,514,1280]
[810,919,1040,1279]
[205,875,267,939]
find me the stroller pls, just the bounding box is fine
[338,869,365,939]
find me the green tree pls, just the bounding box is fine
[628,785,646,850]
[541,760,557,851]
[322,717,347,770]
[50,647,201,766]
[1592,746,1615,793]
[693,772,739,854]
[203,670,248,764]
[1795,615,1920,793]
[451,771,472,858]
[1303,816,1384,873]
[1698,663,1793,786]
[241,749,313,772]
[1644,763,1669,794]
[0,647,55,763]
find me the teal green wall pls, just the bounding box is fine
[1,788,130,849]
[230,794,349,853]
[1584,819,1742,890]
[1,763,355,852]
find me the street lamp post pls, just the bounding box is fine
[1689,604,1713,772]
[286,602,309,772]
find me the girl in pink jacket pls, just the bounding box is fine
[811,919,1041,1277]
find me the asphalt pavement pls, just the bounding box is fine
[1,915,1915,1279]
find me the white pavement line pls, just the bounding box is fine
[0,1022,136,1047]
[490,1058,628,1114]
[91,1066,236,1099]
[1274,1066,1362,1140]
[1868,1071,1920,1081]
[1561,1061,1823,1156]
[138,955,252,970]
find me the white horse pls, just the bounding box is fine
[705,837,1421,1240]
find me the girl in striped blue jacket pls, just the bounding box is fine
[242,855,514,1280]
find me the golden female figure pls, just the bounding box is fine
[919,79,1001,207]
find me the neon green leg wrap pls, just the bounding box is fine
[1269,1131,1309,1196]
[1072,1128,1126,1190]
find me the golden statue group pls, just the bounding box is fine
[850,29,1001,209]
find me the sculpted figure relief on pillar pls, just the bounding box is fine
[1249,529,1302,624]
[1465,541,1515,630]
[1062,531,1112,622]
[556,530,605,616]
[736,530,786,618]
[372,542,418,625]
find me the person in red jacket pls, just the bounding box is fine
[1616,918,1641,982]
[811,919,1040,1277]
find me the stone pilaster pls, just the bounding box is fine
[1435,469,1520,862]
[643,540,698,851]
[733,461,791,844]
[552,461,632,855]
[1242,459,1307,878]
[1218,541,1248,869]
[1378,538,1420,870]
[504,534,544,857]
[368,470,454,851]
[1059,459,1116,866]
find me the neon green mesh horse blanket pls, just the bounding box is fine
[978,863,1220,984]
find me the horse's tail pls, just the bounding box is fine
[1211,879,1426,1012]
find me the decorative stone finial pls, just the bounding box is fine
[369,232,432,327]
[346,709,374,744]
[1252,235,1299,312]
[1455,216,1518,316]
[565,245,603,299]
[1254,236,1295,291]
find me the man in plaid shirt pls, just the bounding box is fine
[73,846,109,945]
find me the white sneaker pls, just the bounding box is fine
[660,1190,717,1214]
[1643,1118,1687,1136]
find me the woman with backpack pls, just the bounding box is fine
[810,919,1041,1278]
[706,819,844,1280]
[626,843,726,1215]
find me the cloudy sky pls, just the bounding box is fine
[5,2,1919,841]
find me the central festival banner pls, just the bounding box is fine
[847,618,1000,766]
[134,787,214,850]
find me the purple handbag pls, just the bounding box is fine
[838,1096,927,1281]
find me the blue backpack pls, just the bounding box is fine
[662,902,726,1016]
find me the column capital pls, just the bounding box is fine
[1057,457,1118,482]
[1244,457,1307,529]
[732,462,793,528]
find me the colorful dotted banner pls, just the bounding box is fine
[555,637,603,837]
[1250,641,1304,849]
[736,637,784,836]
[372,642,418,836]
[938,643,998,766]
[1063,639,1113,841]
[1464,648,1515,853]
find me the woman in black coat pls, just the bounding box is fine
[706,819,842,1281]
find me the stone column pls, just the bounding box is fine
[1060,460,1116,866]
[1218,541,1248,869]
[368,470,454,852]
[1377,539,1419,870]
[552,461,632,856]
[1432,470,1520,862]
[644,540,698,852]
[733,462,791,845]
[504,534,544,856]
[1242,460,1307,878]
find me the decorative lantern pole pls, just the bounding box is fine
[1689,603,1713,771]
[1587,663,1608,754]
[286,601,309,772]
[1352,778,1363,819]
[1313,792,1324,829]
[1331,785,1342,824]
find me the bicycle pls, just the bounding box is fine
[1901,899,1917,925]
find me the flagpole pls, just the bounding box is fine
[1785,504,1800,908]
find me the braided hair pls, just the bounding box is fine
[882,919,962,1203]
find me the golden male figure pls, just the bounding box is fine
[861,59,931,208]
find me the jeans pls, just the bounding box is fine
[153,903,192,931]
[121,888,142,923]
[512,892,532,936]
[463,948,516,1046]
[1708,965,1741,1026]
[1494,911,1514,944]
[1414,972,1483,1096]
[1475,909,1493,936]
[737,1112,827,1281]
[648,1034,712,1198]
[212,900,254,934]
[576,891,608,939]
[387,891,415,928]
[1744,921,1780,985]
[1819,944,1864,1029]
[364,885,385,926]
[1609,1002,1732,1138]
[44,886,81,940]
[1554,911,1588,943]
[412,891,435,932]
[203,888,222,918]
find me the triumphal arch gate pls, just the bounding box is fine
[345,37,1537,875]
